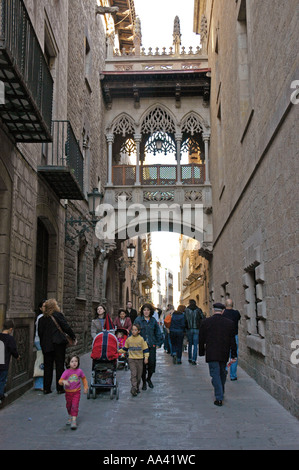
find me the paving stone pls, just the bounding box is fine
[0,349,298,451]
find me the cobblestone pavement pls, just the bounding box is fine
[0,348,298,451]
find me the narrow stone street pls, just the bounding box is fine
[0,348,298,451]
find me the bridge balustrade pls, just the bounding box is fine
[112,163,205,186]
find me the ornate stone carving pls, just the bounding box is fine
[143,191,175,202]
[112,115,135,136]
[181,113,203,135]
[133,16,142,55]
[173,16,181,55]
[184,189,203,202]
[96,6,119,15]
[141,107,175,134]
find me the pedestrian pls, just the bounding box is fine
[119,323,149,396]
[184,299,204,365]
[125,301,138,324]
[199,303,237,406]
[114,308,132,332]
[38,299,77,395]
[223,299,241,381]
[163,304,174,355]
[33,300,46,391]
[0,320,20,405]
[134,303,163,390]
[91,304,105,339]
[169,305,186,364]
[59,354,88,429]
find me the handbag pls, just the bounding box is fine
[33,349,44,377]
[51,315,75,348]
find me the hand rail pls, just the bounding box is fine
[112,164,205,185]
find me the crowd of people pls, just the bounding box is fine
[0,296,240,428]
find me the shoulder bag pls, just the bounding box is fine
[51,315,75,348]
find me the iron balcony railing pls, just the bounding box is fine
[112,163,205,186]
[38,120,84,200]
[0,0,53,141]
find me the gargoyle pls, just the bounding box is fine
[96,6,119,16]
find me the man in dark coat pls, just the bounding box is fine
[125,301,138,324]
[199,303,237,406]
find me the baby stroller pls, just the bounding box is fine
[115,327,129,370]
[88,331,119,400]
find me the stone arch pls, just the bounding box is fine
[35,202,61,306]
[180,111,209,134]
[109,112,136,136]
[180,111,208,164]
[108,113,137,166]
[95,205,205,246]
[139,103,177,135]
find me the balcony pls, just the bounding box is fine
[0,0,53,142]
[112,163,205,186]
[38,120,85,200]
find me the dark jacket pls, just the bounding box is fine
[223,309,241,335]
[38,311,76,353]
[184,305,204,330]
[0,333,19,371]
[169,311,185,332]
[199,314,237,363]
[126,308,138,324]
[134,316,163,348]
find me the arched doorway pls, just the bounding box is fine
[34,216,59,311]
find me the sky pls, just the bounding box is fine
[132,0,199,307]
[133,0,200,51]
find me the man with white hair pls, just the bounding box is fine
[199,303,237,406]
[223,299,241,381]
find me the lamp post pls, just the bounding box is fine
[127,242,136,265]
[65,187,104,244]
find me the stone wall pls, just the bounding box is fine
[0,0,109,402]
[62,0,108,349]
[204,0,299,417]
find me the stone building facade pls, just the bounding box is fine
[194,0,299,417]
[0,0,111,403]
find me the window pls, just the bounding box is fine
[85,34,92,92]
[236,0,254,140]
[243,244,266,356]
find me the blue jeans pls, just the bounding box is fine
[163,328,172,355]
[187,329,199,362]
[0,370,8,398]
[229,335,238,379]
[208,361,227,401]
[170,330,184,361]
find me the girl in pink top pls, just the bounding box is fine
[59,355,88,429]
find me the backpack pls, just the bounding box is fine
[164,313,172,329]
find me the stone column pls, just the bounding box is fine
[203,133,210,183]
[106,134,114,186]
[175,133,182,184]
[134,134,142,185]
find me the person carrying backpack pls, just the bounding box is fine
[184,299,204,365]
